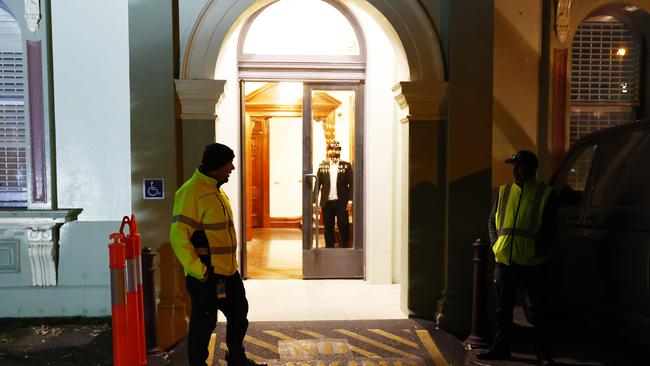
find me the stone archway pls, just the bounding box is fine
[180,0,444,81]
[176,0,452,326]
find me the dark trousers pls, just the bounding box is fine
[185,271,249,366]
[493,263,551,357]
[322,200,350,248]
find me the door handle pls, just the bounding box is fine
[305,174,319,249]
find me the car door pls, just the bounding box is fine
[550,140,599,307]
[586,128,650,324]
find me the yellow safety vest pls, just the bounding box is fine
[493,179,552,266]
[170,169,238,278]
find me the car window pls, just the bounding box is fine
[591,130,650,208]
[554,143,598,207]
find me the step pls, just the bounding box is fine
[267,358,426,366]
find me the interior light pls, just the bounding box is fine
[617,48,627,56]
[277,82,303,99]
[621,82,628,93]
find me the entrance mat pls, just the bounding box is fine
[208,319,465,366]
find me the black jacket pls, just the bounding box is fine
[315,160,353,208]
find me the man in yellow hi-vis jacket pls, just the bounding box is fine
[170,143,264,366]
[478,150,556,366]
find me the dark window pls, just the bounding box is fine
[590,130,650,208]
[554,143,598,207]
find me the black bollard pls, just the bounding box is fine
[142,247,165,357]
[464,238,489,349]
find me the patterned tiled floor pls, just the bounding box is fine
[207,320,459,366]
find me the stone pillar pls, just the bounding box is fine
[550,0,571,171]
[393,80,448,321]
[174,79,226,180]
[395,75,492,336]
[434,0,493,337]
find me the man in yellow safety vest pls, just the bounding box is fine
[170,143,265,366]
[477,150,556,366]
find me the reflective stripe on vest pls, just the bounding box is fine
[194,246,236,256]
[493,180,551,266]
[172,215,233,231]
[170,169,239,278]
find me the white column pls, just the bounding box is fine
[393,80,449,319]
[174,79,226,180]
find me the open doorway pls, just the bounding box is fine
[202,0,412,285]
[243,81,303,279]
[242,81,360,279]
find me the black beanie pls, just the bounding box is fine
[200,143,235,171]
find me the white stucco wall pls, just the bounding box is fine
[179,0,209,65]
[349,3,405,284]
[51,0,132,221]
[214,23,242,230]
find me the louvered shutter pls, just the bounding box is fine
[0,9,26,207]
[569,19,641,145]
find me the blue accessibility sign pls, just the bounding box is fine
[143,179,164,200]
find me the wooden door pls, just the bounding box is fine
[250,117,269,228]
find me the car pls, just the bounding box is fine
[549,119,650,342]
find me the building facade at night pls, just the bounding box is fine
[0,0,648,339]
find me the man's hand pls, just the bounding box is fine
[199,266,209,283]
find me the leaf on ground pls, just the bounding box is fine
[31,324,63,337]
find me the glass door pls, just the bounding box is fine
[302,83,364,279]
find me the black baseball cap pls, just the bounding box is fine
[505,150,538,166]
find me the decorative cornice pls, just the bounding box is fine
[0,209,81,286]
[392,81,448,123]
[174,79,227,120]
[555,0,571,45]
[0,209,82,225]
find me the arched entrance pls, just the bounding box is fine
[175,0,448,318]
[235,0,368,280]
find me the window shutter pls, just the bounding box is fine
[569,19,641,145]
[0,9,26,206]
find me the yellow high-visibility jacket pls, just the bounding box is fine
[493,179,553,266]
[170,169,238,279]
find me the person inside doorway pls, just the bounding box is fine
[315,140,353,248]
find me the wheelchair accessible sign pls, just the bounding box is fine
[143,178,164,200]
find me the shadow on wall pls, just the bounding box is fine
[492,5,543,186]
[408,181,444,319]
[492,101,536,186]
